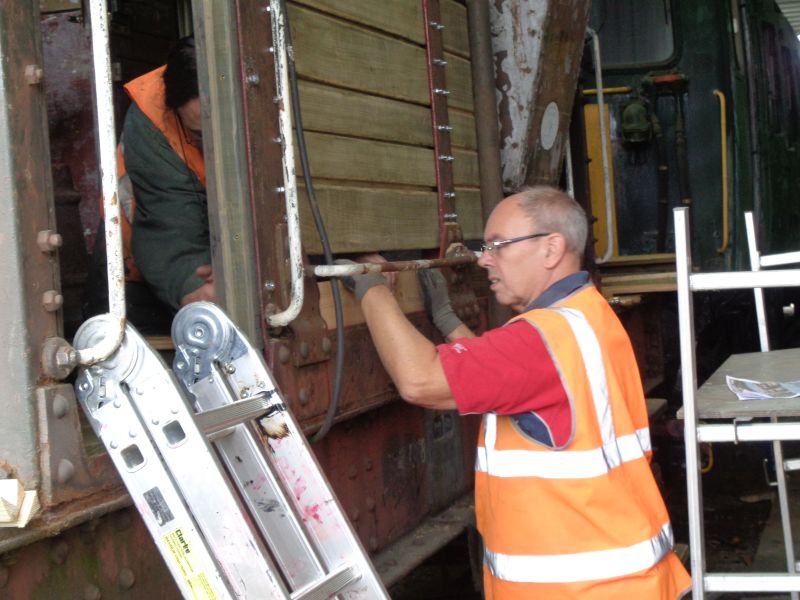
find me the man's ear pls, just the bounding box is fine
[542,233,567,268]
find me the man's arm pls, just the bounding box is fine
[359,284,456,410]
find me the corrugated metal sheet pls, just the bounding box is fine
[776,0,800,35]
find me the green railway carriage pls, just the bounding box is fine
[581,0,800,272]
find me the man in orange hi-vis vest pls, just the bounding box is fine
[91,37,213,326]
[338,186,691,599]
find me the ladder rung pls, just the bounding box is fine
[290,564,359,600]
[195,392,277,436]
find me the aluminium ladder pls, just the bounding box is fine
[73,302,388,600]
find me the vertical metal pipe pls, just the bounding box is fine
[79,0,126,365]
[466,0,504,223]
[466,0,511,327]
[266,0,304,327]
[565,138,575,198]
[587,28,614,264]
[741,1,762,223]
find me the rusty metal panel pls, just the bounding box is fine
[312,403,430,554]
[0,1,60,492]
[490,0,591,189]
[36,385,119,509]
[1,507,180,600]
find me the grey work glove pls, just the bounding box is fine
[334,259,388,301]
[419,268,463,337]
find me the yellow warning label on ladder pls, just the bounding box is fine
[163,528,218,600]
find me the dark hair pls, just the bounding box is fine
[163,36,198,111]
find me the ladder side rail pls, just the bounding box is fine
[674,207,708,600]
[173,303,390,599]
[184,371,328,590]
[121,328,288,598]
[221,328,386,595]
[744,211,799,597]
[744,211,770,351]
[81,395,234,599]
[74,323,234,599]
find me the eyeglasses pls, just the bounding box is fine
[480,232,551,255]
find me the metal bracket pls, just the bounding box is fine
[36,384,116,509]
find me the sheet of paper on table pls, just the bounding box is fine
[726,375,800,400]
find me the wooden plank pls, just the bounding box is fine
[297,184,483,253]
[602,253,676,267]
[289,3,473,111]
[601,283,677,297]
[317,270,424,328]
[297,131,479,187]
[296,80,477,149]
[601,272,676,284]
[290,0,470,58]
[440,1,470,58]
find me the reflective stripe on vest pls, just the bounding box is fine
[476,307,648,479]
[476,425,650,478]
[484,522,674,583]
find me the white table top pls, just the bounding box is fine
[685,347,800,419]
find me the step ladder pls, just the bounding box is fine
[73,302,389,600]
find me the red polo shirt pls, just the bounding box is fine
[437,272,592,448]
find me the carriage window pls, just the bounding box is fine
[589,0,675,67]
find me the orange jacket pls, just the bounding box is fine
[99,65,205,282]
[475,284,690,600]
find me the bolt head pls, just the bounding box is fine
[37,229,63,252]
[42,290,64,312]
[49,540,69,565]
[298,388,310,406]
[278,345,291,364]
[24,64,43,85]
[56,459,75,484]
[52,393,70,419]
[55,347,76,368]
[83,583,101,600]
[117,567,135,590]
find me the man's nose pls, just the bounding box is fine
[477,251,492,269]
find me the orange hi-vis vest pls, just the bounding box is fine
[475,284,690,600]
[99,65,205,282]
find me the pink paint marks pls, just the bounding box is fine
[302,503,322,524]
[250,474,267,491]
[293,476,307,501]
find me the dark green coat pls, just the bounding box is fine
[125,103,209,309]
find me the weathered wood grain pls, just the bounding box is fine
[294,131,479,187]
[289,3,473,111]
[296,184,483,253]
[296,80,477,149]
[290,0,470,58]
